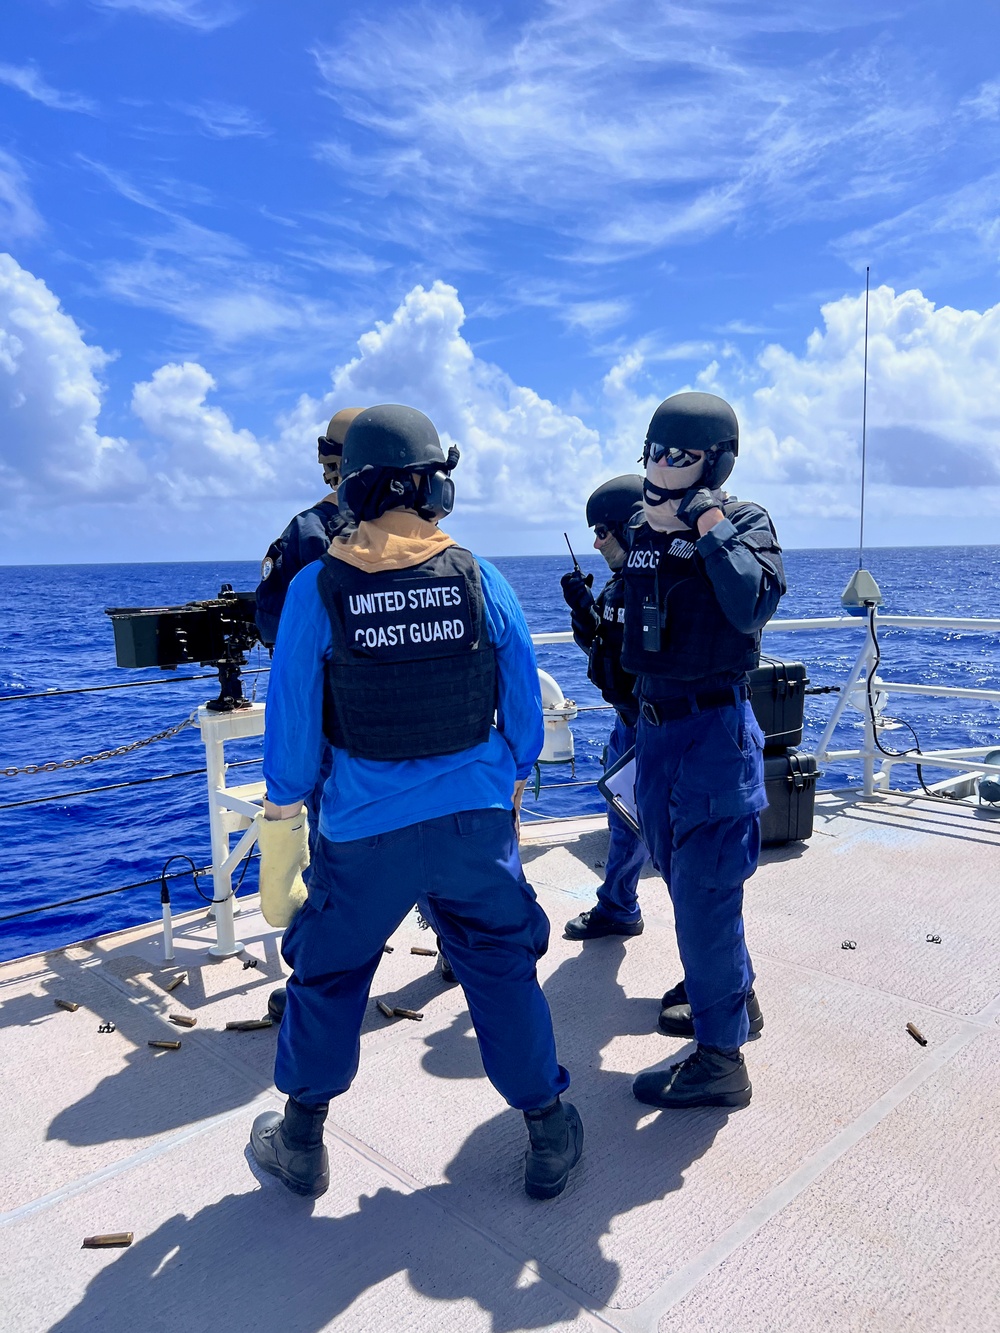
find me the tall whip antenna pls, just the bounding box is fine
[840,265,882,613]
[858,264,870,570]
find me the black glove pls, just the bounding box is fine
[560,568,595,614]
[675,487,723,530]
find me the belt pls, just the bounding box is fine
[639,684,749,726]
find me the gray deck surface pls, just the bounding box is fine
[2,791,999,1332]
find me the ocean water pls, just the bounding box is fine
[2,546,1000,962]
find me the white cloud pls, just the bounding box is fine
[179,101,268,138]
[92,0,237,31]
[0,153,42,242]
[963,79,1000,122]
[281,280,607,525]
[0,253,140,507]
[314,1,945,261]
[79,159,352,347]
[0,63,96,113]
[603,284,1000,540]
[4,267,1000,560]
[131,362,274,497]
[835,173,1000,286]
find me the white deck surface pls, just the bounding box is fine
[2,790,999,1332]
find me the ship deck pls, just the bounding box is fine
[3,789,1000,1332]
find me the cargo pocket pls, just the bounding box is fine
[677,704,767,822]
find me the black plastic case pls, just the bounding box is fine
[749,655,810,752]
[760,751,819,845]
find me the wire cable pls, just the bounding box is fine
[0,757,263,812]
[864,606,939,796]
[0,669,268,704]
[0,853,261,925]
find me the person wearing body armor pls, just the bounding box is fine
[622,392,785,1113]
[254,408,361,648]
[249,404,583,1202]
[559,476,649,939]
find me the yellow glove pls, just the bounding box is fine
[257,811,309,928]
[513,778,528,842]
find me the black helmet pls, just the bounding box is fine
[340,404,460,523]
[585,475,644,544]
[643,391,739,490]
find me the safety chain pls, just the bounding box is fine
[2,711,198,778]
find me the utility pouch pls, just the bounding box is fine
[642,597,661,652]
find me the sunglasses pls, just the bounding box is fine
[645,443,701,468]
[593,524,611,541]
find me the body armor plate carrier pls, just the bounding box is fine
[588,573,639,723]
[317,545,497,761]
[621,507,763,683]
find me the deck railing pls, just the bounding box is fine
[535,613,1000,798]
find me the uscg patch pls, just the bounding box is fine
[342,576,474,659]
[260,556,274,580]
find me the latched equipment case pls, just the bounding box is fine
[749,655,809,752]
[760,751,819,845]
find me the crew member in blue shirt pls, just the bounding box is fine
[622,392,785,1113]
[256,405,455,1019]
[248,404,583,1202]
[559,475,649,938]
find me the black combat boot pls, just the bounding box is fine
[435,937,458,985]
[249,1098,330,1198]
[564,906,644,940]
[523,1097,584,1200]
[267,987,287,1023]
[657,980,763,1038]
[633,1046,752,1110]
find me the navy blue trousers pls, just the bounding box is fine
[596,714,648,923]
[634,697,765,1052]
[275,808,570,1111]
[305,741,436,934]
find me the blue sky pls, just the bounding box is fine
[1,0,999,562]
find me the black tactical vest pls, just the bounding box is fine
[588,573,639,722]
[621,516,761,684]
[317,545,497,761]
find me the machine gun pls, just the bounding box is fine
[105,585,260,712]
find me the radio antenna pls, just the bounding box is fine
[840,265,882,613]
[858,264,870,570]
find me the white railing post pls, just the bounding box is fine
[814,636,872,765]
[197,703,266,960]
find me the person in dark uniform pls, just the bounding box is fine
[249,404,583,1202]
[559,475,649,939]
[254,407,362,648]
[621,391,785,1112]
[255,407,361,1024]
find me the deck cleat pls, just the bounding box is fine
[523,1097,584,1200]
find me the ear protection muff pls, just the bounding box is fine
[341,446,462,523]
[701,440,737,490]
[414,444,461,521]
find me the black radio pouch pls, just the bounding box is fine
[642,598,661,652]
[642,563,663,652]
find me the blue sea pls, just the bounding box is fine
[3,546,1000,963]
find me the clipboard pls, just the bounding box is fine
[596,745,640,836]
